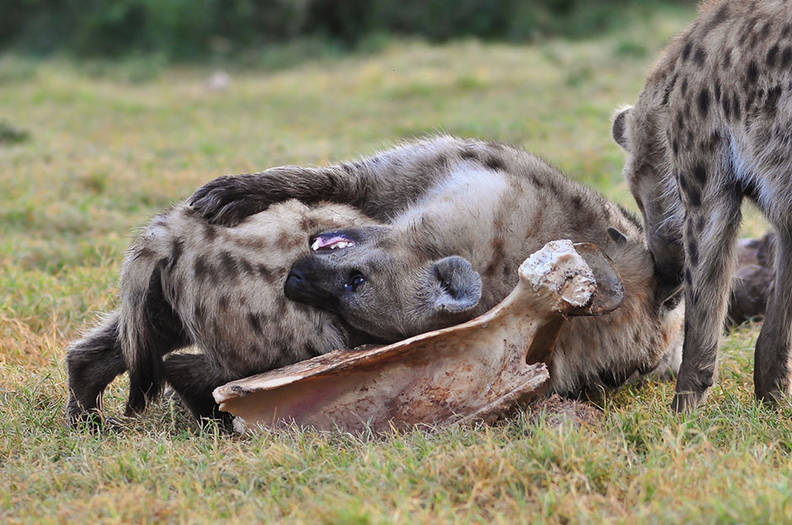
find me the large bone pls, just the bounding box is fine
[213,240,623,433]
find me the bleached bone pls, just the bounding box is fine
[213,240,623,433]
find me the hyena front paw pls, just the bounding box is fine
[670,391,705,413]
[189,175,268,226]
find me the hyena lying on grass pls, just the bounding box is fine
[612,0,792,410]
[68,136,686,425]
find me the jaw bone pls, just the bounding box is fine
[213,240,623,433]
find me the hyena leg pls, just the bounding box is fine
[162,353,232,423]
[754,231,792,402]
[672,194,742,412]
[66,311,126,424]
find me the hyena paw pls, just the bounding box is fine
[670,388,708,413]
[188,175,268,226]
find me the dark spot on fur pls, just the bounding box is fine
[723,49,732,69]
[694,47,707,67]
[782,47,792,68]
[687,183,702,208]
[485,156,505,172]
[676,112,686,132]
[257,264,276,283]
[203,223,217,241]
[705,4,729,33]
[193,255,211,282]
[300,216,318,232]
[783,23,792,39]
[194,303,205,323]
[459,147,478,161]
[746,61,759,85]
[768,44,780,67]
[681,77,689,96]
[219,251,238,280]
[239,258,255,275]
[760,22,771,37]
[708,131,721,153]
[732,93,742,120]
[697,215,706,233]
[672,139,679,156]
[682,40,693,62]
[693,164,707,186]
[218,294,229,312]
[714,80,722,102]
[688,239,699,266]
[697,88,710,117]
[766,85,782,115]
[247,313,263,335]
[722,93,731,119]
[685,268,692,286]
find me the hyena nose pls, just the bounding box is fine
[286,268,305,287]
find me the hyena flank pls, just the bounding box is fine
[189,135,686,399]
[612,0,792,410]
[68,136,685,425]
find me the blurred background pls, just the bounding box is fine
[3,0,692,61]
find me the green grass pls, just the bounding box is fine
[2,6,788,523]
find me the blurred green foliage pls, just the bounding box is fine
[2,0,691,60]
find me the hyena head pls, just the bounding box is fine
[284,225,482,342]
[612,104,684,298]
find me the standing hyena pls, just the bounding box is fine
[189,135,686,399]
[612,0,792,410]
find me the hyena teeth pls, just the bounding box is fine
[311,239,321,251]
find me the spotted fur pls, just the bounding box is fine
[613,0,792,410]
[189,136,686,400]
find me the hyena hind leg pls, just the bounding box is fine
[754,231,792,402]
[672,193,742,412]
[66,311,126,425]
[162,353,234,426]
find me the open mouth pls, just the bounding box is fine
[310,233,356,252]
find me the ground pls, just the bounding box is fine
[2,5,792,523]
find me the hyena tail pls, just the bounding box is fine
[66,310,126,425]
[119,225,190,416]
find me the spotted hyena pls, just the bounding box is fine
[612,0,792,410]
[69,136,687,426]
[189,136,686,399]
[66,201,377,423]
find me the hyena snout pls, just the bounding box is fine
[284,260,341,311]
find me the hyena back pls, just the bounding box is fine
[66,200,374,423]
[612,0,792,410]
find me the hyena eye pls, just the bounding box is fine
[344,271,366,291]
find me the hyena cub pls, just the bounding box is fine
[66,200,378,423]
[190,135,686,398]
[612,0,792,410]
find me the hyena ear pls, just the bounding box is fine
[430,256,482,313]
[612,106,632,151]
[607,227,628,244]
